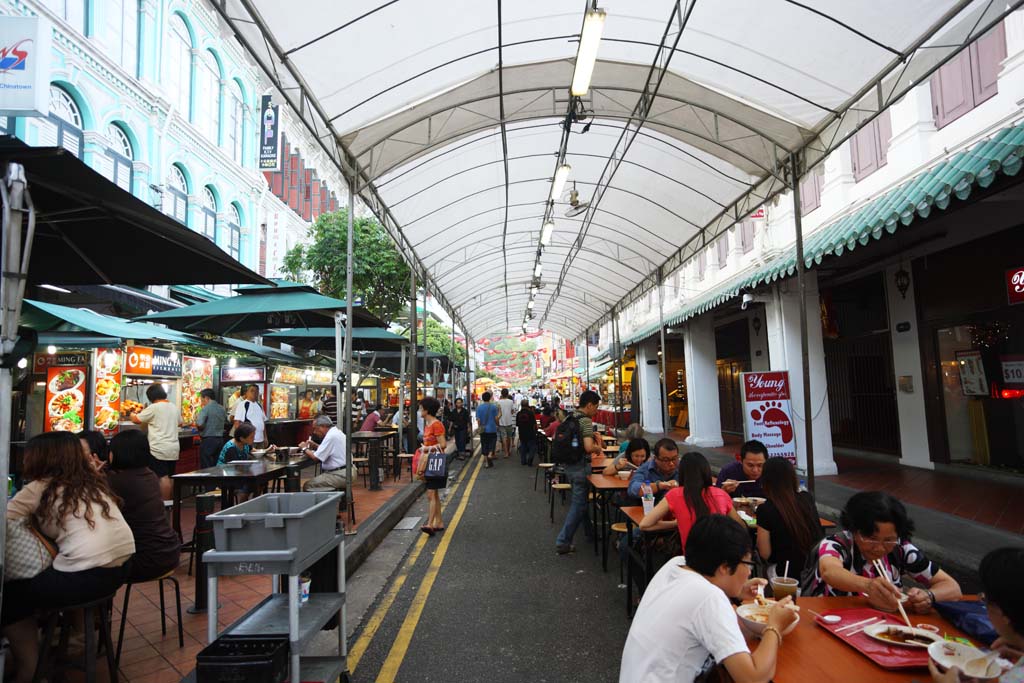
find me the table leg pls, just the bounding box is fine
[369,441,382,491]
[625,518,634,618]
[590,482,598,556]
[600,492,609,573]
[173,479,182,541]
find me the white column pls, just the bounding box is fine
[636,337,664,433]
[885,264,935,470]
[683,314,723,447]
[764,273,837,476]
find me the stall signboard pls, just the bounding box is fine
[44,364,87,433]
[1008,267,1024,306]
[92,348,123,433]
[33,351,88,372]
[125,346,182,377]
[258,94,280,171]
[309,368,334,385]
[740,371,796,464]
[274,366,305,384]
[955,350,988,396]
[0,16,51,116]
[181,356,215,424]
[1001,355,1024,389]
[220,365,265,383]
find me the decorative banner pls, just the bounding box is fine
[92,348,122,434]
[0,16,51,116]
[1007,267,1024,306]
[955,350,988,396]
[1001,354,1024,389]
[741,371,796,464]
[125,346,181,377]
[220,365,266,383]
[32,351,88,373]
[258,94,281,171]
[181,356,214,425]
[45,364,87,433]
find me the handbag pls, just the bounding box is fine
[424,446,447,480]
[5,517,57,580]
[934,601,998,645]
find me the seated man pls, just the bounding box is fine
[716,439,768,498]
[620,514,798,683]
[359,403,382,432]
[626,438,680,502]
[299,415,348,492]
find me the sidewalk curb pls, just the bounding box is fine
[344,480,425,577]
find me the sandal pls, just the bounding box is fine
[420,526,436,536]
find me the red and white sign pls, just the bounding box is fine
[1008,267,1024,306]
[748,207,766,220]
[741,371,796,464]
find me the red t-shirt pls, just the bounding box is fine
[664,486,735,549]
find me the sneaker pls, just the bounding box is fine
[556,544,576,555]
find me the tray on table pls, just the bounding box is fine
[815,607,959,670]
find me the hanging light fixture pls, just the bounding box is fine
[527,300,535,310]
[534,263,543,278]
[571,7,607,96]
[549,164,571,202]
[894,265,911,299]
[540,220,554,247]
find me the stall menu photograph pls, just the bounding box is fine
[741,371,796,463]
[45,364,87,433]
[181,356,214,424]
[93,348,123,434]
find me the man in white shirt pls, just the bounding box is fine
[496,388,516,458]
[233,384,269,448]
[130,383,181,499]
[620,515,797,683]
[300,415,348,492]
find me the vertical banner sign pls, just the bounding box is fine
[741,371,796,464]
[258,94,280,171]
[93,348,123,434]
[45,365,87,432]
[1007,267,1024,306]
[181,356,214,425]
[0,16,51,116]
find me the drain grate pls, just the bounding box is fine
[393,516,421,530]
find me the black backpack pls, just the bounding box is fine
[550,413,585,465]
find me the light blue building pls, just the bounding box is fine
[1,0,266,270]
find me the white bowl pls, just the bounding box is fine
[928,641,1010,682]
[616,471,631,480]
[736,602,800,638]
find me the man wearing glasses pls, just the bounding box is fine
[626,438,681,503]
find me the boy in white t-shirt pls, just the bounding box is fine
[620,515,798,683]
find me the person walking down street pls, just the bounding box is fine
[299,415,348,492]
[320,388,338,422]
[476,391,499,468]
[554,390,603,555]
[414,396,447,536]
[496,388,516,458]
[449,397,471,457]
[516,400,538,466]
[130,383,181,500]
[233,384,269,449]
[194,388,227,468]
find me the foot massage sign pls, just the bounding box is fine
[741,371,796,464]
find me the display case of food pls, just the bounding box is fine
[268,383,297,420]
[219,365,267,416]
[181,356,215,425]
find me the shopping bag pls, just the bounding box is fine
[424,446,447,480]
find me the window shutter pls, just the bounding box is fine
[93,152,114,182]
[717,235,728,269]
[850,121,879,182]
[875,109,892,168]
[931,50,974,128]
[971,21,1006,105]
[799,169,821,215]
[696,250,706,281]
[741,220,754,253]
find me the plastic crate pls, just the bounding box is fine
[196,637,288,683]
[207,492,341,561]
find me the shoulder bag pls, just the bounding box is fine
[5,517,57,581]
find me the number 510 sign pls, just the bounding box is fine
[1003,355,1024,389]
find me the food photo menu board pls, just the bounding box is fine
[181,356,215,425]
[93,348,123,434]
[45,365,87,432]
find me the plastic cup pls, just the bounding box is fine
[771,576,799,602]
[300,575,311,604]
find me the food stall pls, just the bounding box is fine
[267,365,313,444]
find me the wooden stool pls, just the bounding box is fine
[550,482,572,524]
[611,522,629,584]
[352,457,370,488]
[534,462,554,491]
[115,568,183,669]
[34,593,118,683]
[396,453,414,481]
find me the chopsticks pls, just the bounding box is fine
[835,616,880,634]
[873,559,913,628]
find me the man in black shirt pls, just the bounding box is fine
[449,397,471,458]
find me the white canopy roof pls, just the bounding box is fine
[217,0,1014,340]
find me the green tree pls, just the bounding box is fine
[399,317,467,367]
[283,209,411,323]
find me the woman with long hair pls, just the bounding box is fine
[2,432,135,683]
[414,396,447,536]
[756,457,823,579]
[640,452,743,548]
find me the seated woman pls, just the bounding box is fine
[640,451,743,549]
[77,430,108,472]
[107,430,181,583]
[537,406,556,430]
[218,423,275,501]
[603,438,649,476]
[756,457,823,580]
[618,423,644,455]
[2,432,135,683]
[804,491,961,613]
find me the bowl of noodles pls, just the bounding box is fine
[736,600,800,637]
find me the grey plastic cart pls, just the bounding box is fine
[203,492,347,683]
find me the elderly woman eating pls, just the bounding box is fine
[804,491,961,613]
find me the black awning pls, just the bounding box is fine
[0,138,270,287]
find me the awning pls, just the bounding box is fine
[620,320,663,348]
[214,337,307,365]
[0,139,269,287]
[663,119,1024,327]
[24,299,198,345]
[169,285,225,306]
[35,333,121,350]
[576,359,614,381]
[263,326,408,352]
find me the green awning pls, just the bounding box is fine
[663,120,1024,328]
[575,359,614,380]
[215,337,305,364]
[24,300,198,345]
[35,332,121,349]
[620,320,663,348]
[169,285,224,305]
[263,326,408,351]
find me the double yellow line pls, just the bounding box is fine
[348,453,484,677]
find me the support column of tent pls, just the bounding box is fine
[584,331,590,393]
[409,272,418,455]
[657,268,671,437]
[682,315,723,448]
[614,311,625,431]
[342,180,355,523]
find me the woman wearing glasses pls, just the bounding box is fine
[804,491,961,613]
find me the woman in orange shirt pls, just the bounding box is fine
[414,396,447,536]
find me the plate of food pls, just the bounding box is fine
[734,496,767,507]
[48,389,84,417]
[95,406,119,431]
[863,623,943,648]
[928,641,1012,681]
[95,377,120,401]
[736,599,800,637]
[48,369,85,393]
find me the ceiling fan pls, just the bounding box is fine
[563,181,591,218]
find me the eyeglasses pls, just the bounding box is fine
[656,455,679,463]
[856,533,900,550]
[739,560,756,570]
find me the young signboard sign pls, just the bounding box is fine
[741,371,796,464]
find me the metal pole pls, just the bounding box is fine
[791,155,816,493]
[343,180,356,514]
[422,285,428,395]
[409,272,418,452]
[657,269,670,436]
[585,330,590,392]
[614,312,625,431]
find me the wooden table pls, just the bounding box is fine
[752,596,973,682]
[352,431,389,490]
[588,474,629,572]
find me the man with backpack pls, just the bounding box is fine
[552,390,604,555]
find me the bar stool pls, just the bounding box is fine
[534,462,554,491]
[396,453,414,481]
[34,593,118,683]
[352,456,370,488]
[550,481,572,524]
[115,568,184,669]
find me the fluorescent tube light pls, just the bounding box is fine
[534,264,543,278]
[550,164,571,202]
[540,220,554,246]
[527,300,535,309]
[39,284,72,294]
[571,8,606,96]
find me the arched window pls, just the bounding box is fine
[105,0,139,75]
[106,124,133,192]
[201,187,217,241]
[226,81,244,164]
[167,14,192,118]
[34,85,84,157]
[166,165,188,224]
[197,50,221,142]
[228,204,241,260]
[42,0,87,35]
